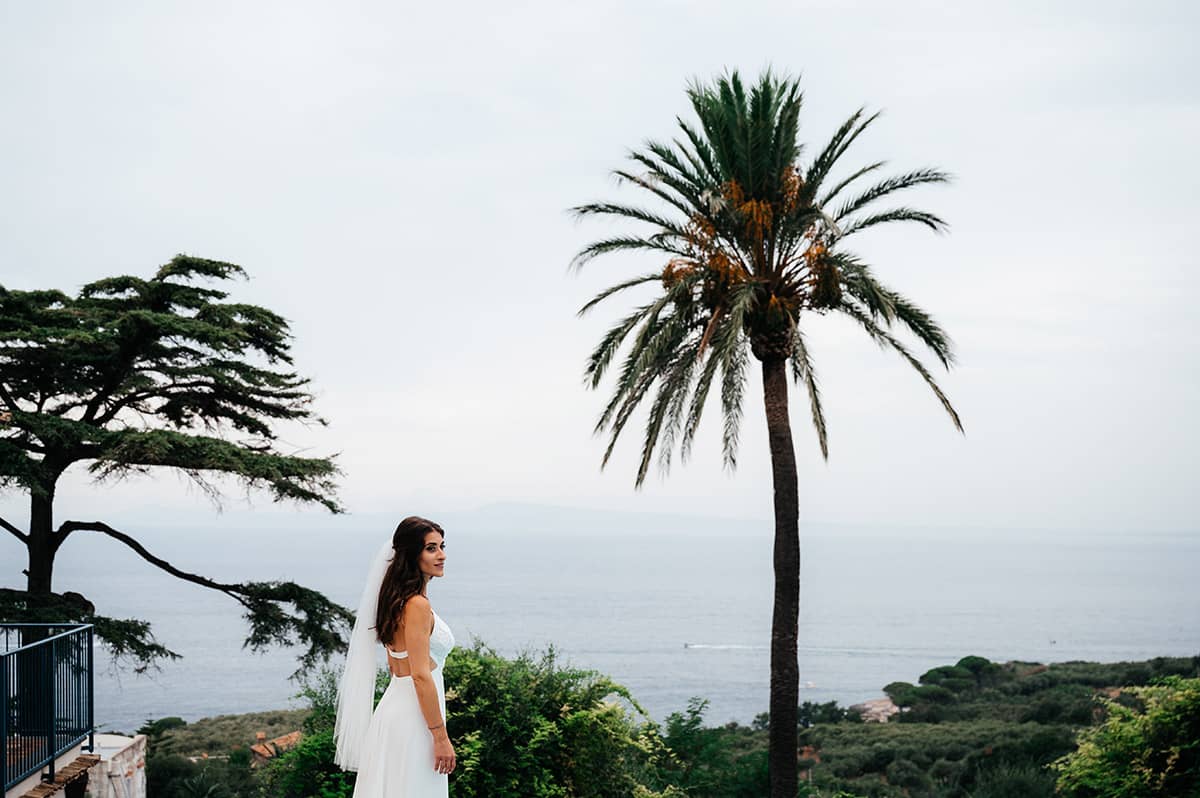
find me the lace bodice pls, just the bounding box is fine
[429,611,455,668]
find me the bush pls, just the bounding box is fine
[969,762,1056,798]
[886,758,932,791]
[1054,676,1200,797]
[145,753,199,797]
[261,730,354,798]
[652,699,769,797]
[798,700,861,728]
[444,642,662,797]
[920,666,973,687]
[884,681,917,706]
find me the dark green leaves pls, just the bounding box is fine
[0,253,340,508]
[1,255,344,674]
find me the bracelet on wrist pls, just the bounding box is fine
[428,722,444,731]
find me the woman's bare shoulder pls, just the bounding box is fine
[403,594,432,615]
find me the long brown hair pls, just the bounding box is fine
[375,516,444,646]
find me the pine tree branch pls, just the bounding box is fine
[0,383,19,413]
[0,587,180,674]
[56,520,249,604]
[56,519,353,675]
[0,515,28,542]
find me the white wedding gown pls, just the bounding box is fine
[352,611,456,797]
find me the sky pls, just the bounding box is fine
[1,0,1198,542]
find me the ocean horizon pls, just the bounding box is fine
[32,505,1200,733]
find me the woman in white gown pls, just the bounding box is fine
[334,516,457,796]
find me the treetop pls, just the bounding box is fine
[0,254,341,511]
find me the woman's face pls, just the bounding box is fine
[419,531,446,579]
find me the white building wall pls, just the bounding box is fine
[84,734,147,798]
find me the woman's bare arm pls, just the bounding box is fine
[401,595,444,729]
[401,595,455,773]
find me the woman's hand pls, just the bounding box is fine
[432,729,456,775]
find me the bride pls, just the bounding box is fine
[335,516,457,795]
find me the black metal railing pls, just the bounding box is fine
[1,623,94,792]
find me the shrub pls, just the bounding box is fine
[798,700,861,728]
[919,666,973,687]
[970,762,1056,798]
[444,642,661,797]
[145,753,199,797]
[886,757,931,791]
[884,681,917,706]
[1054,676,1200,797]
[261,730,354,798]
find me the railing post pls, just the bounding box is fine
[87,626,94,753]
[2,649,9,793]
[46,632,57,784]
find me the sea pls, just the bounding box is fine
[36,506,1200,733]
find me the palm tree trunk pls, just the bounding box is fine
[762,356,800,797]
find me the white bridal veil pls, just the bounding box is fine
[334,536,393,771]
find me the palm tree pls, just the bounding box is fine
[572,70,962,797]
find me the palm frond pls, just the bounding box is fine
[584,302,658,389]
[598,311,689,463]
[571,202,689,237]
[641,337,702,484]
[790,328,828,459]
[818,160,886,207]
[833,169,950,223]
[886,291,956,368]
[643,140,710,196]
[719,329,749,470]
[588,294,671,397]
[836,255,897,323]
[617,158,704,217]
[804,109,881,198]
[675,119,723,185]
[570,235,687,271]
[681,282,756,462]
[577,273,663,318]
[839,208,948,237]
[842,302,963,432]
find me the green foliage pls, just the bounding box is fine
[650,698,769,797]
[969,762,1057,798]
[146,753,202,797]
[261,730,354,798]
[1053,676,1200,797]
[796,655,1200,797]
[0,587,179,670]
[0,255,348,674]
[151,652,1200,798]
[258,669,357,798]
[799,701,862,727]
[888,656,1200,726]
[573,69,959,483]
[802,720,1074,797]
[0,255,340,504]
[145,753,256,798]
[444,642,662,797]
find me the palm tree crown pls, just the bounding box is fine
[574,70,962,484]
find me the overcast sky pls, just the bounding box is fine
[1,0,1197,538]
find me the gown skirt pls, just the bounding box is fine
[352,670,449,797]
